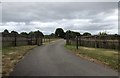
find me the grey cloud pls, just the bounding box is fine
[2,2,117,22]
[0,2,118,35]
[1,0,119,2]
[0,3,2,22]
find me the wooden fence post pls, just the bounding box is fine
[41,37,43,45]
[49,37,50,43]
[76,36,78,50]
[95,36,97,48]
[66,32,70,45]
[14,33,17,46]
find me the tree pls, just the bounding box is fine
[20,32,28,37]
[55,28,65,38]
[29,30,44,38]
[34,30,44,45]
[83,32,91,36]
[49,33,55,38]
[2,29,9,36]
[11,31,18,34]
[65,30,71,39]
[74,32,81,36]
[3,29,9,34]
[65,30,81,39]
[29,31,35,37]
[34,30,44,38]
[11,31,18,37]
[99,32,107,35]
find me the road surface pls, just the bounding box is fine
[10,39,118,76]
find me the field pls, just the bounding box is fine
[65,45,119,71]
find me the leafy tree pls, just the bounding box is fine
[83,32,91,36]
[65,30,81,39]
[11,31,18,34]
[74,32,81,36]
[34,30,44,38]
[55,28,65,38]
[29,31,35,37]
[2,29,9,36]
[44,35,48,39]
[65,30,71,39]
[99,32,107,35]
[29,30,44,38]
[11,31,18,37]
[3,29,9,34]
[49,33,55,38]
[20,32,28,37]
[34,30,44,45]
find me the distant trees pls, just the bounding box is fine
[11,31,18,36]
[49,33,55,38]
[2,29,19,37]
[20,32,28,37]
[99,32,107,35]
[55,28,65,38]
[2,29,44,38]
[33,30,44,45]
[2,29,9,36]
[83,32,91,36]
[3,29,9,34]
[28,31,35,37]
[34,30,44,38]
[65,30,81,39]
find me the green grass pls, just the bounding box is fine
[65,45,119,71]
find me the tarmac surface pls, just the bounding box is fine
[10,39,118,76]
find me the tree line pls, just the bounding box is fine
[2,29,44,38]
[2,28,118,39]
[55,28,92,39]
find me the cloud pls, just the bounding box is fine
[1,0,119,2]
[0,2,118,35]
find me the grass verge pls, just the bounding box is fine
[2,45,37,76]
[65,45,119,71]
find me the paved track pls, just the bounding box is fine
[10,39,118,76]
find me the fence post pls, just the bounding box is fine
[95,36,97,48]
[14,33,17,46]
[76,36,78,50]
[66,32,70,45]
[49,37,50,43]
[41,37,43,45]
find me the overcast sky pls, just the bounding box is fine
[0,2,118,35]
